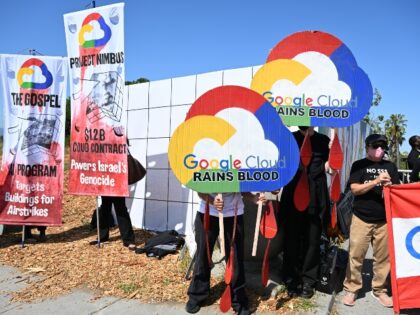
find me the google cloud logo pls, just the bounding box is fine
[17,58,53,90]
[78,13,112,48]
[168,85,300,193]
[251,31,373,127]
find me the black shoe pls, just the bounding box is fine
[286,282,299,298]
[89,239,108,245]
[237,306,251,315]
[37,233,47,243]
[185,300,201,314]
[300,284,314,299]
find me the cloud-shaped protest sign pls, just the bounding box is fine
[17,58,53,90]
[78,13,112,48]
[251,31,373,127]
[168,85,300,193]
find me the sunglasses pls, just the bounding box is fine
[370,143,388,150]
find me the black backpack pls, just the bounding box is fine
[337,184,354,239]
[135,230,185,259]
[317,241,348,294]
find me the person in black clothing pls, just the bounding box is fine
[407,135,420,170]
[24,226,47,242]
[342,134,399,307]
[90,196,136,249]
[280,126,332,299]
[410,159,420,182]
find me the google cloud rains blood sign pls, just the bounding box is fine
[168,86,300,193]
[251,31,373,127]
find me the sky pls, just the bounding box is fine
[0,0,418,152]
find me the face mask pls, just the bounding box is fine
[367,147,385,161]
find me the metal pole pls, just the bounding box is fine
[96,197,101,248]
[21,226,25,248]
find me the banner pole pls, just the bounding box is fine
[217,194,225,258]
[21,225,25,248]
[252,192,264,256]
[96,197,101,248]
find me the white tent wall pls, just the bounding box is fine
[124,65,369,238]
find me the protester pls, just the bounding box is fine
[279,126,332,299]
[24,226,47,243]
[186,192,265,315]
[410,159,420,183]
[407,135,420,170]
[342,134,399,308]
[89,196,136,250]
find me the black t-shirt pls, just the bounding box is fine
[407,149,420,170]
[349,158,399,223]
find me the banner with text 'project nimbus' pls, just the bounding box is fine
[64,3,128,196]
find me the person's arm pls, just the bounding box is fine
[198,193,224,211]
[241,192,266,204]
[351,172,390,196]
[410,161,420,183]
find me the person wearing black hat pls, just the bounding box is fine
[342,134,399,308]
[407,135,420,170]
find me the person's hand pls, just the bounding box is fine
[255,193,266,205]
[376,171,391,186]
[325,161,337,175]
[213,196,224,212]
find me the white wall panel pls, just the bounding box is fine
[126,197,145,228]
[223,66,253,87]
[168,170,191,202]
[144,200,168,231]
[171,75,196,105]
[149,79,171,108]
[128,82,149,110]
[127,109,148,139]
[167,201,195,234]
[196,70,223,99]
[148,107,171,138]
[170,104,191,136]
[146,138,169,169]
[145,169,169,201]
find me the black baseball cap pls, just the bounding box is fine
[365,134,388,146]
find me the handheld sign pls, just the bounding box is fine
[251,30,373,127]
[168,85,300,193]
[168,85,300,303]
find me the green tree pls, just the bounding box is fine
[363,88,384,134]
[125,77,149,85]
[384,114,407,166]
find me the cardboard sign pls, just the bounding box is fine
[168,85,300,193]
[64,3,128,196]
[0,54,67,226]
[251,31,372,127]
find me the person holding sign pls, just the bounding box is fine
[342,134,399,307]
[186,192,265,315]
[280,126,332,299]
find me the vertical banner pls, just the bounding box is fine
[384,184,420,313]
[64,3,128,196]
[0,54,67,226]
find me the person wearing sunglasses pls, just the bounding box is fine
[342,134,399,308]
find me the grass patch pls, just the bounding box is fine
[118,282,139,294]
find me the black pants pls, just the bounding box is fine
[99,196,135,245]
[283,209,321,287]
[187,213,248,310]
